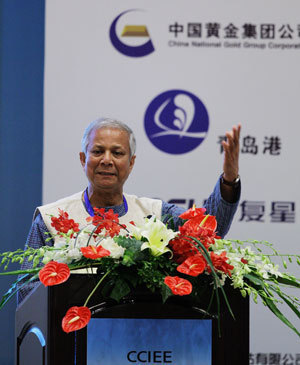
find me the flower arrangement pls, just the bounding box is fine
[0,207,299,336]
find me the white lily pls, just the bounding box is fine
[140,216,177,256]
[127,221,143,240]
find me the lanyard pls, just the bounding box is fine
[84,189,128,216]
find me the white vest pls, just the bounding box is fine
[36,192,162,241]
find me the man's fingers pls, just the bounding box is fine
[226,124,241,146]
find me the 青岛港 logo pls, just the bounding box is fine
[144,90,209,154]
[109,9,154,57]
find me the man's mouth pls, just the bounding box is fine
[97,171,116,176]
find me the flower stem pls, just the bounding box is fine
[84,270,111,307]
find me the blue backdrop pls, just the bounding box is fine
[0,1,44,363]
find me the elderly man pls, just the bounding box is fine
[18,117,241,303]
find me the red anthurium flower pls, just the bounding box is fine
[39,261,70,286]
[62,306,91,333]
[80,245,110,259]
[179,214,219,250]
[177,255,207,277]
[241,258,248,264]
[168,236,198,263]
[181,214,217,234]
[199,215,217,231]
[179,206,206,220]
[208,251,234,276]
[51,209,80,237]
[164,276,193,296]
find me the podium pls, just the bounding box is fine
[16,274,249,365]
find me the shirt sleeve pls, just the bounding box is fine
[204,176,240,237]
[17,214,54,305]
[161,176,241,238]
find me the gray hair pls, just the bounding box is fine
[81,117,136,157]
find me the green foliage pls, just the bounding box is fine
[161,283,172,303]
[0,234,299,338]
[109,277,131,302]
[114,236,147,266]
[137,256,177,292]
[0,273,39,309]
[245,271,300,337]
[114,236,142,250]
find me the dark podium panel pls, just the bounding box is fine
[15,274,249,365]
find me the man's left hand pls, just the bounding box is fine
[221,124,241,181]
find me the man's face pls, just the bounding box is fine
[79,127,135,193]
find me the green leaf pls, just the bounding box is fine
[245,272,266,287]
[187,236,235,335]
[121,248,147,267]
[109,278,131,302]
[0,273,39,309]
[0,267,41,276]
[259,291,300,338]
[276,275,300,288]
[188,237,235,319]
[161,283,172,304]
[271,287,300,319]
[101,277,115,297]
[121,271,139,288]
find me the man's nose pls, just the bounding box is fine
[101,151,113,165]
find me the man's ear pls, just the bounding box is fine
[129,155,136,173]
[79,152,86,168]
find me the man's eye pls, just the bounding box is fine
[114,151,123,156]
